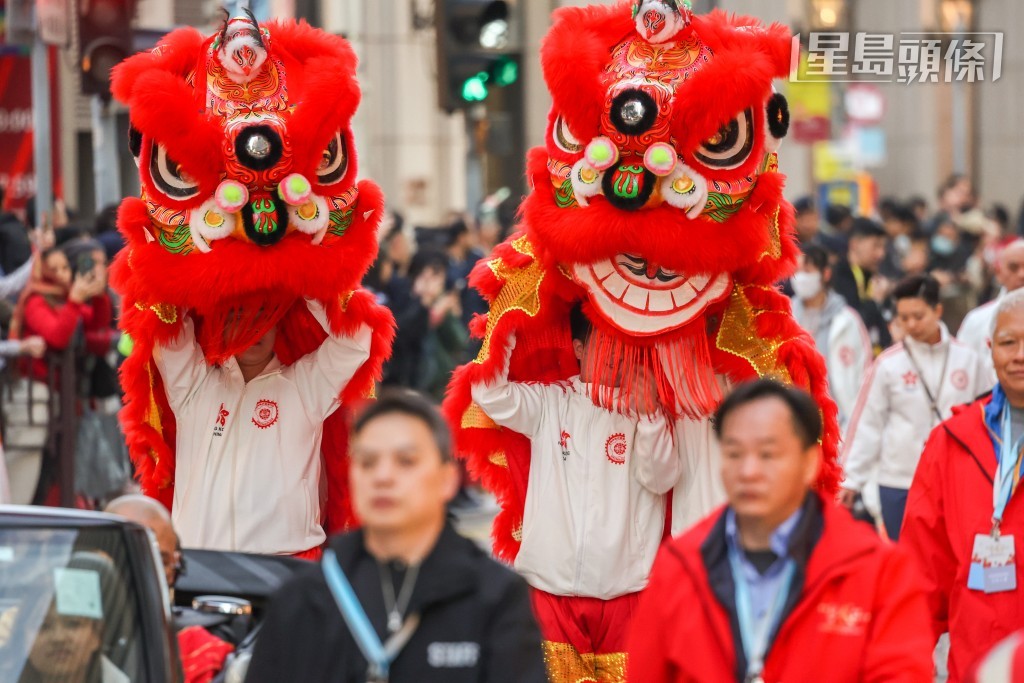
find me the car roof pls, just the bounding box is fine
[0,505,148,533]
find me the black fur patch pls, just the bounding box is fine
[767,93,790,139]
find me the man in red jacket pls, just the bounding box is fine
[629,379,933,682]
[902,289,1024,682]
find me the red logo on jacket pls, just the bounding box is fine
[216,403,229,427]
[951,369,969,390]
[605,433,627,465]
[252,399,279,429]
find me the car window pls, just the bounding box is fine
[0,526,146,683]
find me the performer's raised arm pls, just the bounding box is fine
[288,298,373,420]
[153,314,210,413]
[471,334,550,439]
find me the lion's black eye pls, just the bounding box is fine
[316,132,348,185]
[693,109,754,170]
[150,143,199,199]
[552,115,583,154]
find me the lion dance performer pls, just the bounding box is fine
[443,1,841,680]
[111,14,393,557]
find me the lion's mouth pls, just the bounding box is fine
[571,254,731,336]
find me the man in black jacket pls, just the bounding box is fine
[831,217,892,352]
[0,187,31,277]
[245,391,546,683]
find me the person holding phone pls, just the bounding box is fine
[20,239,117,382]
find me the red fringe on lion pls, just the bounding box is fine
[111,14,393,556]
[443,1,840,679]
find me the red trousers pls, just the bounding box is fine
[531,589,638,683]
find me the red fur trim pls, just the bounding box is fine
[540,3,629,145]
[128,71,225,201]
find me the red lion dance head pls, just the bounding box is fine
[445,0,839,559]
[112,16,392,528]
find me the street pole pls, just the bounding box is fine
[951,19,967,174]
[30,33,51,224]
[91,96,122,210]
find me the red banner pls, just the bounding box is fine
[0,52,36,211]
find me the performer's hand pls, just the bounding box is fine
[69,273,92,303]
[19,336,46,358]
[837,488,858,509]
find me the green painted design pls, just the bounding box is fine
[158,224,193,254]
[251,197,279,234]
[328,208,354,236]
[612,164,644,199]
[703,192,746,223]
[555,178,577,209]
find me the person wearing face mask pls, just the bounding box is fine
[790,245,872,430]
[839,275,993,540]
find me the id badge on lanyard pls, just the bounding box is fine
[968,407,1019,594]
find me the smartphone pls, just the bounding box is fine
[76,253,95,276]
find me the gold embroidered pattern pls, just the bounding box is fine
[151,303,178,324]
[511,520,523,542]
[461,402,499,430]
[134,302,178,325]
[488,451,508,468]
[340,290,354,311]
[758,206,782,262]
[145,362,164,438]
[474,236,545,364]
[716,286,792,383]
[542,642,628,683]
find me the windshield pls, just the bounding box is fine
[0,526,147,683]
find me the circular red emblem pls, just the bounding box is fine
[951,369,969,391]
[838,346,855,367]
[605,433,627,465]
[252,399,279,429]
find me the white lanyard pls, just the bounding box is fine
[727,544,796,681]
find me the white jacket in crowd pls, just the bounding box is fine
[842,323,993,493]
[957,296,1001,377]
[791,290,873,429]
[155,300,372,555]
[471,339,679,599]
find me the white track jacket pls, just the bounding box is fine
[841,325,993,492]
[471,341,679,599]
[155,300,372,554]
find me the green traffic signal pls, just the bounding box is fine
[493,56,518,87]
[462,71,490,102]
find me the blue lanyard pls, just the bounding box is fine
[995,407,1024,530]
[727,544,797,678]
[322,549,392,680]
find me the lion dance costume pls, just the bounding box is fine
[444,2,841,680]
[111,15,392,553]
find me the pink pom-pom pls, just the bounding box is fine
[278,173,313,206]
[644,142,678,176]
[584,137,619,171]
[215,180,249,213]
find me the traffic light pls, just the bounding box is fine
[435,0,520,113]
[79,0,137,98]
